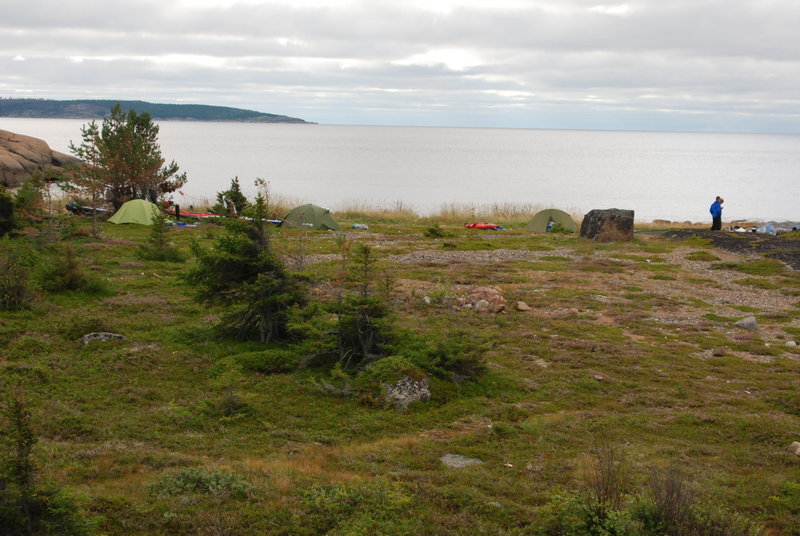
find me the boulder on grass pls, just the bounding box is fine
[384,376,430,412]
[580,209,634,242]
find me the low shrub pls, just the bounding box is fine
[0,239,36,310]
[212,349,300,376]
[354,355,425,404]
[148,467,254,499]
[404,329,488,381]
[534,492,640,536]
[37,244,109,295]
[299,480,415,535]
[1,392,96,535]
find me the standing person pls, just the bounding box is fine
[710,196,724,230]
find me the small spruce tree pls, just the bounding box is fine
[184,192,306,343]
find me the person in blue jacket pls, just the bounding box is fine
[709,196,724,230]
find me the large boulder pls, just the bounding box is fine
[580,208,634,242]
[0,129,81,187]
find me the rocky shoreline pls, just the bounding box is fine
[662,229,800,270]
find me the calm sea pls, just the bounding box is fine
[3,118,799,223]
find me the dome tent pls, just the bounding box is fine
[526,209,578,233]
[280,204,341,231]
[107,199,161,225]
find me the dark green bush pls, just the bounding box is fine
[0,239,36,310]
[0,187,14,236]
[405,329,488,381]
[299,480,415,535]
[1,392,95,535]
[148,467,254,499]
[212,349,300,376]
[37,244,108,295]
[136,210,186,262]
[354,355,425,404]
[184,194,307,343]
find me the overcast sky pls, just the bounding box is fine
[2,0,799,133]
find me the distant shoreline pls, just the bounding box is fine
[0,98,311,124]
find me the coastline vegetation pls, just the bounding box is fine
[1,174,799,535]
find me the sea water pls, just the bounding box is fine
[3,118,798,223]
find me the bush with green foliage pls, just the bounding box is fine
[37,244,108,295]
[353,355,426,404]
[299,480,416,535]
[0,392,94,535]
[136,209,185,262]
[333,244,395,369]
[211,349,300,376]
[535,492,641,536]
[0,187,14,236]
[184,194,307,343]
[403,329,488,381]
[0,238,37,310]
[212,176,248,217]
[148,467,254,499]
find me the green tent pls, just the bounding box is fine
[107,199,161,225]
[280,204,341,231]
[526,209,578,233]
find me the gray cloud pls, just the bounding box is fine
[2,0,799,132]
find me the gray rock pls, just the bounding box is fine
[440,454,484,468]
[1,129,81,187]
[580,208,635,242]
[516,301,532,311]
[734,316,758,331]
[384,375,430,412]
[81,332,126,347]
[787,341,797,347]
[789,441,800,456]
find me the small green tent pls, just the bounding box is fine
[280,204,341,231]
[107,199,161,225]
[526,209,578,233]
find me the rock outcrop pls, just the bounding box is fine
[580,208,634,242]
[0,129,81,188]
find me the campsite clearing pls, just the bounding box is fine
[2,218,799,535]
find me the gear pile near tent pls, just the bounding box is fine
[107,199,161,225]
[280,204,341,231]
[526,209,578,233]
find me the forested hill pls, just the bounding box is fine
[0,98,311,123]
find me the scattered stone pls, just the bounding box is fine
[464,286,506,313]
[81,332,126,347]
[440,454,484,468]
[789,441,800,456]
[516,301,532,311]
[475,299,490,312]
[580,208,635,242]
[591,371,612,382]
[787,341,797,347]
[384,375,430,412]
[734,316,759,331]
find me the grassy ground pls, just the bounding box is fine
[2,214,800,535]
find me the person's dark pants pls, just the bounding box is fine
[711,216,721,230]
